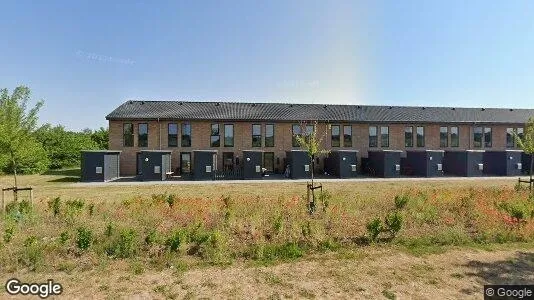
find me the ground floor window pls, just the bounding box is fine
[264,152,274,172]
[180,153,191,174]
[223,152,234,171]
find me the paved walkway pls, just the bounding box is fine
[73,175,520,187]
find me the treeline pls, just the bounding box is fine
[0,125,108,174]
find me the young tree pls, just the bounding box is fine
[0,86,44,199]
[293,121,330,213]
[515,117,534,189]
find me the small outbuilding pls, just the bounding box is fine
[522,152,533,175]
[405,150,444,177]
[367,150,402,178]
[193,150,218,180]
[325,150,358,178]
[80,150,121,182]
[242,150,263,179]
[483,150,523,176]
[443,150,485,177]
[285,150,311,179]
[137,150,172,181]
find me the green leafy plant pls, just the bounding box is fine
[48,197,61,216]
[394,194,409,210]
[385,212,404,237]
[366,218,383,242]
[76,227,93,250]
[3,226,14,243]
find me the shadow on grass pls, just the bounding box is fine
[44,168,81,177]
[459,251,534,296]
[47,177,80,183]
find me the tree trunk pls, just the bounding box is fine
[10,149,18,202]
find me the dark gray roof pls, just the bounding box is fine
[106,100,534,124]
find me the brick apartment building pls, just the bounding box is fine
[106,101,534,176]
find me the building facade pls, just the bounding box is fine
[107,101,534,176]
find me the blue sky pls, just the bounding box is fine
[1,0,533,130]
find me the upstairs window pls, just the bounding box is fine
[416,126,425,147]
[138,123,148,147]
[440,126,448,148]
[517,128,524,147]
[224,124,234,147]
[343,125,352,147]
[292,124,301,147]
[331,125,340,147]
[506,128,514,148]
[450,126,459,147]
[252,124,262,147]
[473,126,483,148]
[380,126,389,148]
[265,124,274,147]
[123,123,134,147]
[181,123,191,147]
[168,123,178,147]
[484,127,492,148]
[210,124,220,147]
[404,126,413,147]
[369,126,378,148]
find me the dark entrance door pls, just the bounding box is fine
[136,153,143,175]
[223,152,234,171]
[264,152,274,173]
[180,152,191,175]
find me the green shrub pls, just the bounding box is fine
[165,194,176,208]
[115,228,139,258]
[254,242,304,261]
[385,212,404,237]
[145,229,158,246]
[394,194,409,210]
[3,226,14,243]
[66,199,85,212]
[59,231,70,244]
[20,235,43,271]
[319,190,332,211]
[76,227,93,250]
[88,203,95,216]
[165,229,186,252]
[366,218,383,242]
[48,197,61,216]
[273,215,283,236]
[105,222,114,237]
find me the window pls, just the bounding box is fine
[210,124,220,147]
[223,124,234,147]
[265,124,274,147]
[168,123,178,147]
[369,126,378,147]
[416,126,425,147]
[473,127,483,148]
[440,126,448,148]
[252,124,262,147]
[180,152,191,174]
[380,126,389,148]
[292,124,301,147]
[138,123,148,147]
[343,125,352,147]
[517,128,524,147]
[450,126,459,147]
[484,127,492,148]
[223,152,234,171]
[181,123,191,147]
[123,123,133,147]
[404,126,413,147]
[331,125,340,147]
[506,128,514,148]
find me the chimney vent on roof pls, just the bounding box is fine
[252,103,256,107]
[509,108,514,111]
[179,101,183,105]
[289,104,293,108]
[323,105,327,109]
[481,108,485,111]
[141,101,145,105]
[422,107,426,110]
[129,100,133,104]
[357,105,361,109]
[451,107,455,110]
[388,106,393,109]
[215,102,220,106]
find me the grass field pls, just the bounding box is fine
[1,171,534,299]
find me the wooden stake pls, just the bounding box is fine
[29,187,33,207]
[1,189,4,211]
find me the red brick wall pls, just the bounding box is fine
[109,120,523,176]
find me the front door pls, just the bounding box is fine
[180,152,191,175]
[264,152,274,173]
[136,153,143,175]
[223,152,234,171]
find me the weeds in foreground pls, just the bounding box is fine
[1,188,534,273]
